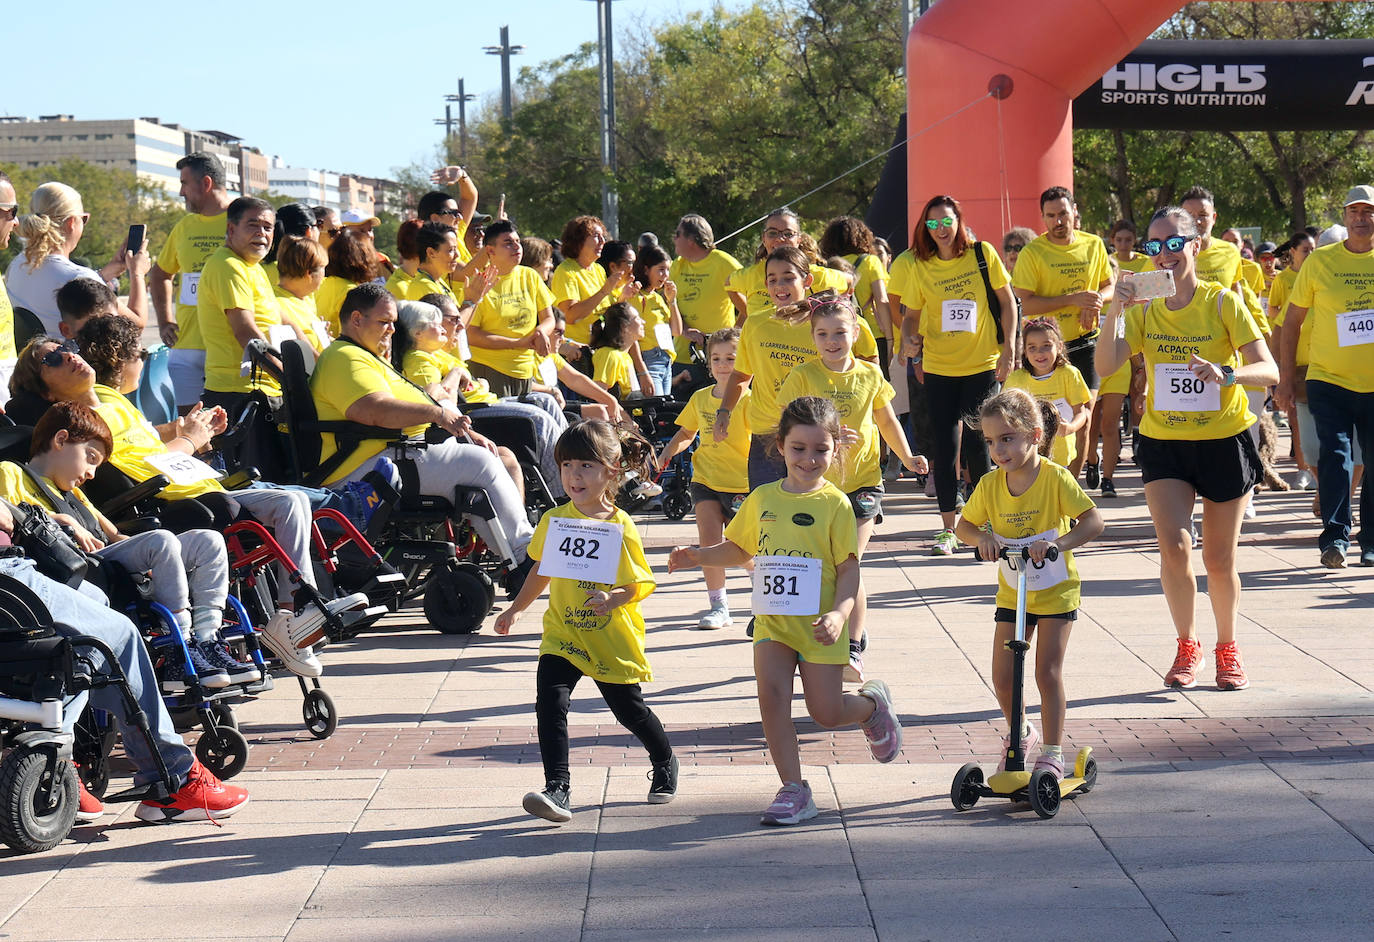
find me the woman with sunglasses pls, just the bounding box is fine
[1097,207,1277,693]
[5,182,149,335]
[895,195,1017,557]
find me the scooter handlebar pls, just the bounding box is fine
[997,545,1060,564]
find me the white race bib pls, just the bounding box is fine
[941,299,977,333]
[1337,309,1374,348]
[1153,363,1220,412]
[178,272,201,307]
[455,329,472,362]
[537,357,558,387]
[146,451,221,486]
[751,556,822,616]
[313,319,333,343]
[654,323,675,352]
[1052,397,1074,423]
[628,367,641,394]
[998,530,1070,593]
[536,516,623,585]
[268,324,295,350]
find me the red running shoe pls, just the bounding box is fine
[135,759,249,823]
[76,777,104,824]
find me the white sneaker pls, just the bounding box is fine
[259,611,324,677]
[1243,496,1257,520]
[1295,469,1315,491]
[281,592,370,648]
[696,604,732,630]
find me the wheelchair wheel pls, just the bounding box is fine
[211,703,238,730]
[302,688,338,740]
[195,726,249,780]
[424,564,493,635]
[0,747,79,854]
[662,489,692,520]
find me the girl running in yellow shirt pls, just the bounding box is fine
[1003,318,1092,472]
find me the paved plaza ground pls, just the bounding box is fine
[4,438,1373,941]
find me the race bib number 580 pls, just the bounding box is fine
[1153,363,1220,412]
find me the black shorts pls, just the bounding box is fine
[1066,337,1100,391]
[848,486,884,521]
[1137,431,1262,504]
[994,608,1078,627]
[689,482,746,519]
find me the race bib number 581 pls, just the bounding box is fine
[751,556,822,616]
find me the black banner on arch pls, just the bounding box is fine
[1072,39,1374,131]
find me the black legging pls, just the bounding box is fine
[535,653,672,785]
[923,370,999,514]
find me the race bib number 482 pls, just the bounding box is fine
[536,516,624,585]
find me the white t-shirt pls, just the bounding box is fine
[4,253,104,336]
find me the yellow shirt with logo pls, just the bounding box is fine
[0,462,100,520]
[898,242,1009,377]
[197,246,282,396]
[403,347,498,405]
[550,259,612,346]
[592,346,636,398]
[311,340,432,484]
[1241,257,1265,298]
[405,269,457,306]
[1289,241,1374,393]
[1011,231,1112,343]
[1268,266,1297,330]
[1125,281,1261,440]
[634,290,673,355]
[668,250,741,362]
[777,359,894,492]
[724,480,858,664]
[677,385,751,493]
[961,461,1095,614]
[726,260,851,318]
[384,267,414,301]
[530,502,655,684]
[156,212,227,351]
[468,265,554,379]
[1003,365,1092,468]
[273,287,328,353]
[92,384,224,500]
[1195,239,1243,291]
[314,276,357,338]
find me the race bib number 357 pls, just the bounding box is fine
[537,516,624,585]
[941,299,976,333]
[751,556,822,616]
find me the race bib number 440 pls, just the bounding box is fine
[537,516,624,584]
[1337,309,1374,348]
[1153,363,1220,412]
[751,556,822,616]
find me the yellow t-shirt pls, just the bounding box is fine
[1240,257,1265,298]
[634,291,674,354]
[1125,281,1262,440]
[403,347,498,405]
[1115,253,1153,275]
[550,259,612,346]
[1010,231,1112,343]
[726,260,851,318]
[884,249,920,353]
[842,253,890,323]
[1003,365,1092,468]
[0,462,100,521]
[273,287,328,354]
[530,502,655,684]
[405,269,457,307]
[311,340,432,484]
[155,212,227,351]
[592,346,637,398]
[0,272,15,360]
[723,480,858,665]
[668,250,741,362]
[1195,239,1244,291]
[1268,266,1298,330]
[777,359,894,492]
[1288,241,1374,393]
[314,276,356,338]
[92,384,223,500]
[197,246,282,396]
[468,265,554,380]
[960,461,1095,614]
[384,266,414,301]
[677,384,751,493]
[898,242,1009,377]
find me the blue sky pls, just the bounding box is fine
[3,0,750,181]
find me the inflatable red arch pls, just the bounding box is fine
[905,0,1323,241]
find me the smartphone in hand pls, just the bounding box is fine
[126,223,146,255]
[1126,268,1175,301]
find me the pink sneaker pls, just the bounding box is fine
[1033,750,1065,781]
[997,721,1039,772]
[759,781,817,826]
[858,679,902,763]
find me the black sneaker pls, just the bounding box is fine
[200,639,262,684]
[1084,463,1101,489]
[647,755,678,804]
[523,781,572,823]
[503,555,537,601]
[745,617,755,639]
[1100,478,1117,498]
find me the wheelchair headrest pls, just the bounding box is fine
[0,571,56,641]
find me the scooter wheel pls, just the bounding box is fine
[1075,755,1098,796]
[303,688,339,740]
[1028,768,1061,819]
[662,490,692,520]
[195,726,249,780]
[950,762,984,811]
[0,747,78,854]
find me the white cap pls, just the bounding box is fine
[1317,225,1347,248]
[341,209,380,226]
[1342,185,1374,207]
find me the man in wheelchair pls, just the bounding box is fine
[0,501,250,825]
[310,284,536,596]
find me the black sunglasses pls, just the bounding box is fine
[41,340,80,368]
[1142,235,1197,257]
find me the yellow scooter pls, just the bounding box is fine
[950,546,1096,819]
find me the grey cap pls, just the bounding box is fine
[1318,225,1347,247]
[1343,185,1374,207]
[1256,241,1277,256]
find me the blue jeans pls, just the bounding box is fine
[642,347,673,398]
[1306,380,1374,553]
[0,557,194,788]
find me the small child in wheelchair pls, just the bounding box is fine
[0,402,259,692]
